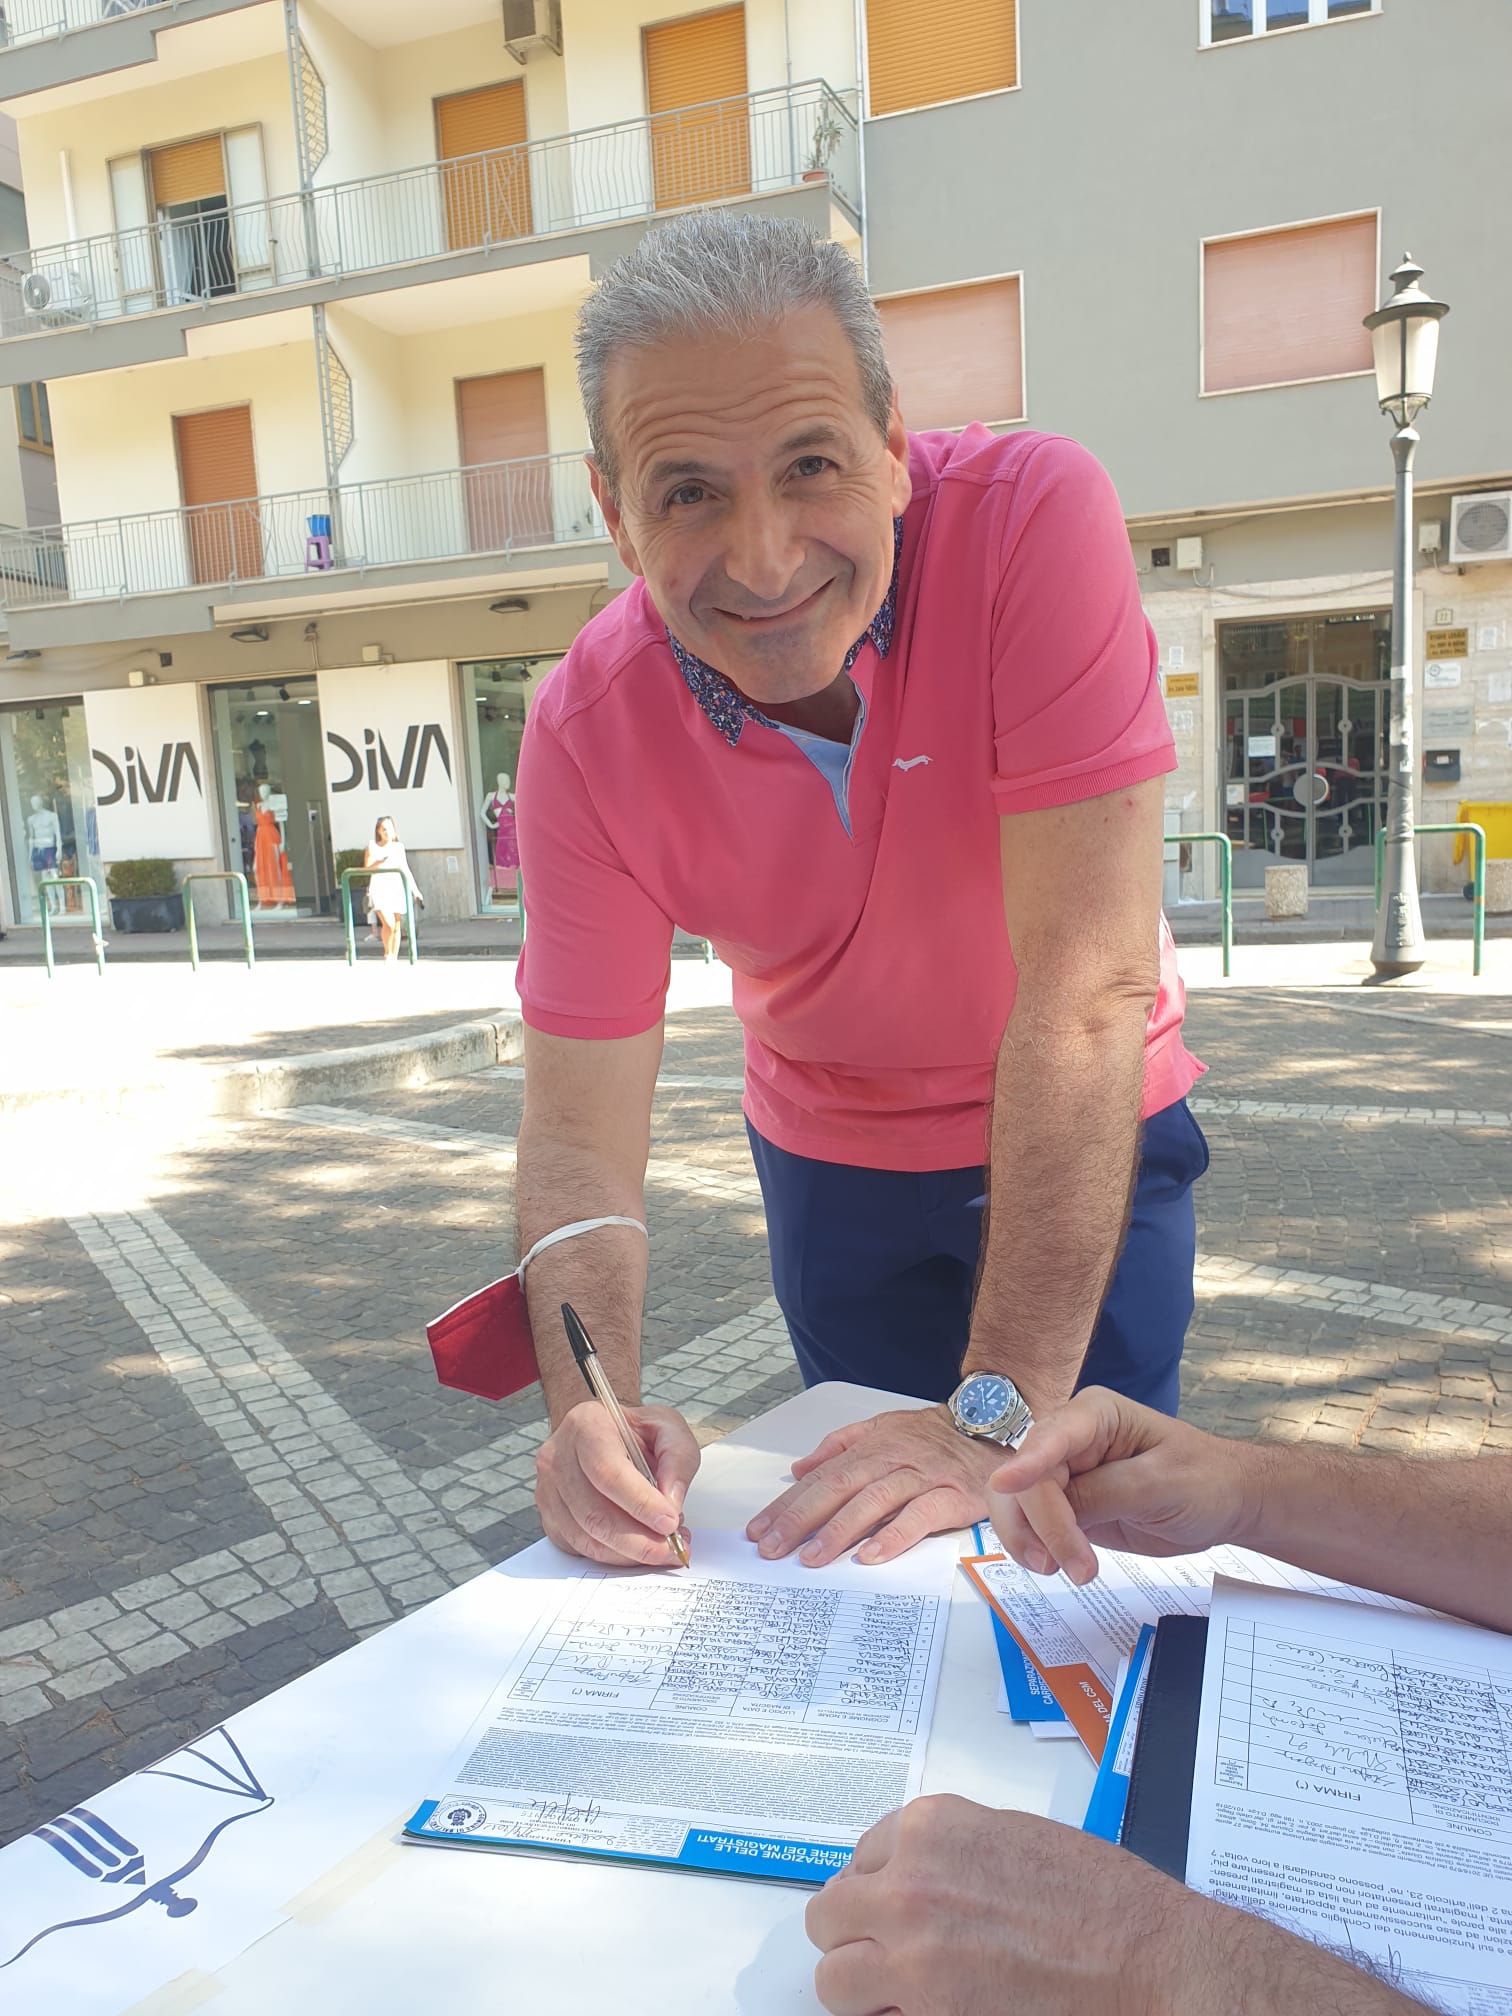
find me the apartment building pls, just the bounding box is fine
[0,0,1507,932]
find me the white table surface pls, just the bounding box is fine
[9,1382,1095,2016]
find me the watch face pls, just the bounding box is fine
[955,1373,1016,1431]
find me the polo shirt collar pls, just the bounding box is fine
[667,517,903,748]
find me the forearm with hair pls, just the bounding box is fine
[515,1125,649,1429]
[964,995,1148,1410]
[1236,1440,1512,1633]
[1165,1894,1437,2016]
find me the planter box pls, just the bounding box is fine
[109,893,185,934]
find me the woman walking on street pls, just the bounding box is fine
[364,814,423,963]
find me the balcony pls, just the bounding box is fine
[0,0,264,96]
[0,448,607,644]
[0,82,859,378]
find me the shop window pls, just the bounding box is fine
[462,657,560,912]
[209,678,330,918]
[0,699,102,926]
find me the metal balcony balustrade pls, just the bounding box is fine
[0,448,603,608]
[0,80,858,338]
[0,0,189,47]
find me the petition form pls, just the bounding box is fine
[962,1543,1419,1760]
[1188,1578,1512,2016]
[407,1530,951,1885]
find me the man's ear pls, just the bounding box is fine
[885,390,911,517]
[588,457,643,579]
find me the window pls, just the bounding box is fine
[866,0,1017,117]
[876,276,1024,429]
[1202,213,1376,394]
[15,381,52,453]
[1203,0,1377,45]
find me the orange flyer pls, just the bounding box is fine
[960,1553,1118,1761]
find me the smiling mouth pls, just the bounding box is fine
[719,582,831,627]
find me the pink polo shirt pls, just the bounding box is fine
[515,426,1202,1172]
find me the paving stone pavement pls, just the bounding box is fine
[2,988,1510,1845]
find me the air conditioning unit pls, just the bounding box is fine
[502,0,560,62]
[21,265,93,328]
[1448,491,1512,566]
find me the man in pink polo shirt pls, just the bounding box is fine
[514,212,1207,1572]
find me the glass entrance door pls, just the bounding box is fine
[209,678,333,917]
[1221,610,1389,889]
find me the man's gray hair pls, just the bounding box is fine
[577,212,893,499]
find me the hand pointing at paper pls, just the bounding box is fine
[987,1387,1512,1635]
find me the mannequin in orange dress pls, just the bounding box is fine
[252,785,295,908]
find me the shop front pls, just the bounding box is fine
[1,653,572,931]
[0,697,104,926]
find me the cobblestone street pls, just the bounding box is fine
[3,974,1510,1845]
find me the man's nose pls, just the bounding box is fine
[722,500,804,605]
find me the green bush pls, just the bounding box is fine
[334,848,366,879]
[106,859,177,899]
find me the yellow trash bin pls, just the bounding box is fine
[1453,801,1512,866]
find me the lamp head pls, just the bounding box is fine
[1364,255,1449,429]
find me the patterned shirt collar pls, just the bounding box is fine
[667,517,903,748]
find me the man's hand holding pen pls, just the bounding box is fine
[536,1304,695,1569]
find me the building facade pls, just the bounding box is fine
[0,0,1506,931]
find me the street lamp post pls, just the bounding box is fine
[1365,256,1449,978]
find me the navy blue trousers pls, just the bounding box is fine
[747,1100,1210,1416]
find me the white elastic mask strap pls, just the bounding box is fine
[517,1215,647,1276]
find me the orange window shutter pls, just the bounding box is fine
[457,369,551,550]
[866,0,1017,118]
[644,6,750,210]
[148,134,227,208]
[877,278,1024,431]
[174,405,262,585]
[436,80,532,249]
[1203,214,1376,394]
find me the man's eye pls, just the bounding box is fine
[667,482,707,508]
[794,456,832,478]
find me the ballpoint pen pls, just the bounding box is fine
[561,1301,691,1570]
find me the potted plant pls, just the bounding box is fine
[106,859,184,933]
[333,847,366,922]
[803,105,844,181]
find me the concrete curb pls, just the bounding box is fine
[1,1014,525,1121]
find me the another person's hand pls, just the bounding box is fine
[535,1400,699,1568]
[809,1795,1422,2016]
[746,1407,997,1568]
[807,1796,1199,2016]
[987,1386,1252,1585]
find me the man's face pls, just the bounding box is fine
[591,305,910,706]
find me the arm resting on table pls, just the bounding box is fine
[1235,1440,1512,1635]
[967,779,1164,1410]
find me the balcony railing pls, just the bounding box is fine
[0,0,180,47]
[0,81,858,339]
[0,449,604,610]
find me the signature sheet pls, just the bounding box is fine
[1188,1578,1512,2016]
[406,1530,952,1884]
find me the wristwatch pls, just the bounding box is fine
[947,1371,1035,1450]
